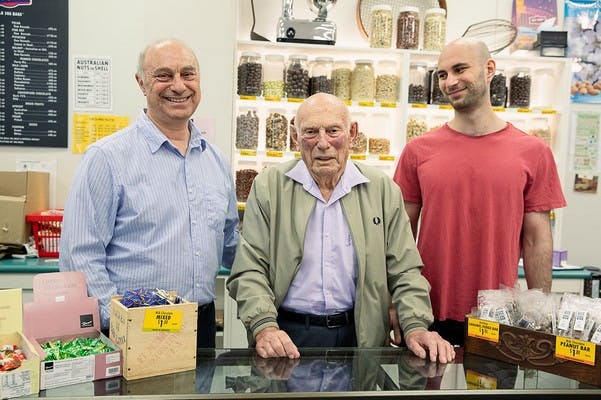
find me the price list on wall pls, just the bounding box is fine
[0,0,68,147]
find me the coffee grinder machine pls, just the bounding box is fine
[276,0,337,45]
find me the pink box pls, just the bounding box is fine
[23,271,122,390]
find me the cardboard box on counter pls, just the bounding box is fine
[23,271,122,390]
[464,315,601,387]
[0,288,40,399]
[110,294,197,380]
[0,171,49,245]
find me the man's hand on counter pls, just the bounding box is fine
[255,327,300,359]
[405,330,456,364]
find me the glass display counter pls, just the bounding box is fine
[38,348,601,398]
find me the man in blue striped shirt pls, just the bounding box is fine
[59,39,239,348]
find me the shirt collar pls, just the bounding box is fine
[138,110,206,154]
[286,159,369,203]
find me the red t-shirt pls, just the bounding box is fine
[394,123,566,321]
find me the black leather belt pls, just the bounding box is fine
[278,308,354,328]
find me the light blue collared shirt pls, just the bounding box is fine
[59,111,239,329]
[281,160,369,315]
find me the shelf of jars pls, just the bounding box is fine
[232,40,572,204]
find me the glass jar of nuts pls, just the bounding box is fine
[369,5,393,49]
[265,110,288,152]
[310,56,334,95]
[509,67,531,108]
[235,107,259,150]
[332,60,352,101]
[237,52,262,97]
[490,68,507,107]
[396,6,420,50]
[352,59,375,103]
[376,60,399,104]
[408,61,428,104]
[285,54,310,100]
[423,8,446,52]
[263,54,285,100]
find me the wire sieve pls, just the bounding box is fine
[461,19,518,54]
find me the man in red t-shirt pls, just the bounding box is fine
[393,38,566,345]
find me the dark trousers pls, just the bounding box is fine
[277,315,357,347]
[197,301,216,349]
[429,319,465,346]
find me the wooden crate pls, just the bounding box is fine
[464,316,601,387]
[109,296,198,380]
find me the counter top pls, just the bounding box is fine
[39,347,600,399]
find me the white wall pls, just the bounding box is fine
[1,0,599,267]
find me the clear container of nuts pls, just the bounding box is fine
[237,52,262,97]
[509,67,531,108]
[236,169,259,202]
[368,137,390,155]
[265,110,288,151]
[490,68,507,107]
[429,65,449,105]
[332,60,352,101]
[376,60,399,104]
[423,8,446,52]
[351,130,368,155]
[352,59,375,103]
[406,114,428,142]
[235,107,259,150]
[528,117,552,146]
[286,54,310,99]
[397,6,420,50]
[369,5,393,48]
[408,61,428,104]
[530,68,554,109]
[310,56,333,95]
[263,54,285,100]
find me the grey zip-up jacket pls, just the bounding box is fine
[227,159,433,347]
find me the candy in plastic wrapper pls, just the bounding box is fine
[120,288,182,308]
[0,344,26,371]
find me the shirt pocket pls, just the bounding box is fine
[201,185,229,232]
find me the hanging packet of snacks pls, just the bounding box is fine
[555,292,596,340]
[564,0,601,103]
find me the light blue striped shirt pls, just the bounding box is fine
[281,161,369,315]
[59,111,239,329]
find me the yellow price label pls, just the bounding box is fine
[266,150,284,157]
[492,106,506,112]
[358,101,375,107]
[541,109,557,114]
[350,154,366,160]
[379,155,395,161]
[411,103,427,108]
[516,108,532,113]
[555,336,596,365]
[465,370,497,390]
[264,97,282,102]
[438,104,453,110]
[293,151,301,158]
[287,97,304,103]
[344,100,352,106]
[380,102,397,108]
[239,149,257,156]
[237,203,246,211]
[142,310,183,332]
[467,317,500,342]
[239,95,257,101]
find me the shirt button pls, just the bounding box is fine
[195,283,200,288]
[192,220,197,224]
[195,252,200,256]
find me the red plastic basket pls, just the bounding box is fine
[26,211,63,258]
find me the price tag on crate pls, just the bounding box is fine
[467,317,500,342]
[142,309,184,332]
[555,336,596,366]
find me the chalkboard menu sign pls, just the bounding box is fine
[0,0,68,147]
